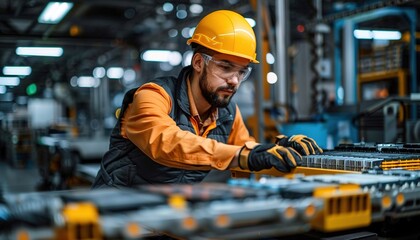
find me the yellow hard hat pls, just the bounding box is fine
[187,10,259,63]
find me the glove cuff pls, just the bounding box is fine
[239,147,250,170]
[238,142,259,170]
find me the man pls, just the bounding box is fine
[92,10,322,188]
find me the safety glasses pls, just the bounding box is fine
[200,53,252,82]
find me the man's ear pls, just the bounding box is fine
[192,53,204,72]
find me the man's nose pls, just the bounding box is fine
[226,73,240,85]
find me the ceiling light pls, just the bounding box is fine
[353,29,401,40]
[181,27,193,38]
[176,10,187,19]
[0,77,20,86]
[245,18,256,28]
[266,53,275,64]
[141,50,182,66]
[93,67,106,78]
[188,28,195,38]
[168,29,178,38]
[3,66,32,76]
[38,2,73,24]
[162,2,174,12]
[123,69,136,84]
[189,4,203,14]
[182,51,193,67]
[16,47,63,57]
[372,30,402,40]
[354,30,373,39]
[106,67,124,79]
[77,76,100,88]
[267,72,278,84]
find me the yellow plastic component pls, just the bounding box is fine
[381,195,392,209]
[304,204,317,219]
[125,222,142,238]
[214,214,231,228]
[380,159,420,170]
[395,192,405,207]
[55,202,102,240]
[181,216,198,231]
[284,206,297,220]
[311,184,371,232]
[168,194,187,209]
[187,10,259,63]
[16,229,30,240]
[230,166,358,179]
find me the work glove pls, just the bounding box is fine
[238,142,302,172]
[275,134,323,156]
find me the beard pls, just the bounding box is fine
[199,67,237,108]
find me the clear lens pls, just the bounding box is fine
[201,54,252,82]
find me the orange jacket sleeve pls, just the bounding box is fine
[122,83,255,171]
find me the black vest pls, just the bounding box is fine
[92,66,236,188]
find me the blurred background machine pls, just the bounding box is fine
[36,135,108,190]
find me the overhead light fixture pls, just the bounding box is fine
[266,53,275,64]
[353,29,402,40]
[189,4,203,14]
[38,2,73,24]
[245,18,256,28]
[141,50,182,66]
[0,77,20,86]
[93,67,106,78]
[77,76,100,88]
[267,72,278,84]
[3,66,32,76]
[123,69,136,84]
[182,51,193,67]
[106,67,124,79]
[16,47,63,57]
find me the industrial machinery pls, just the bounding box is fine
[1,167,420,240]
[303,142,420,171]
[231,142,420,179]
[35,135,108,190]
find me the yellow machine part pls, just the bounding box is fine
[380,159,420,170]
[55,202,102,240]
[230,166,358,179]
[311,184,371,232]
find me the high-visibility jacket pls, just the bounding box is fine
[92,66,254,188]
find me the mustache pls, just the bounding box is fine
[217,85,237,92]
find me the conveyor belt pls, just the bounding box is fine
[2,170,420,239]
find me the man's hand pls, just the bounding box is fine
[275,134,323,156]
[239,143,302,172]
